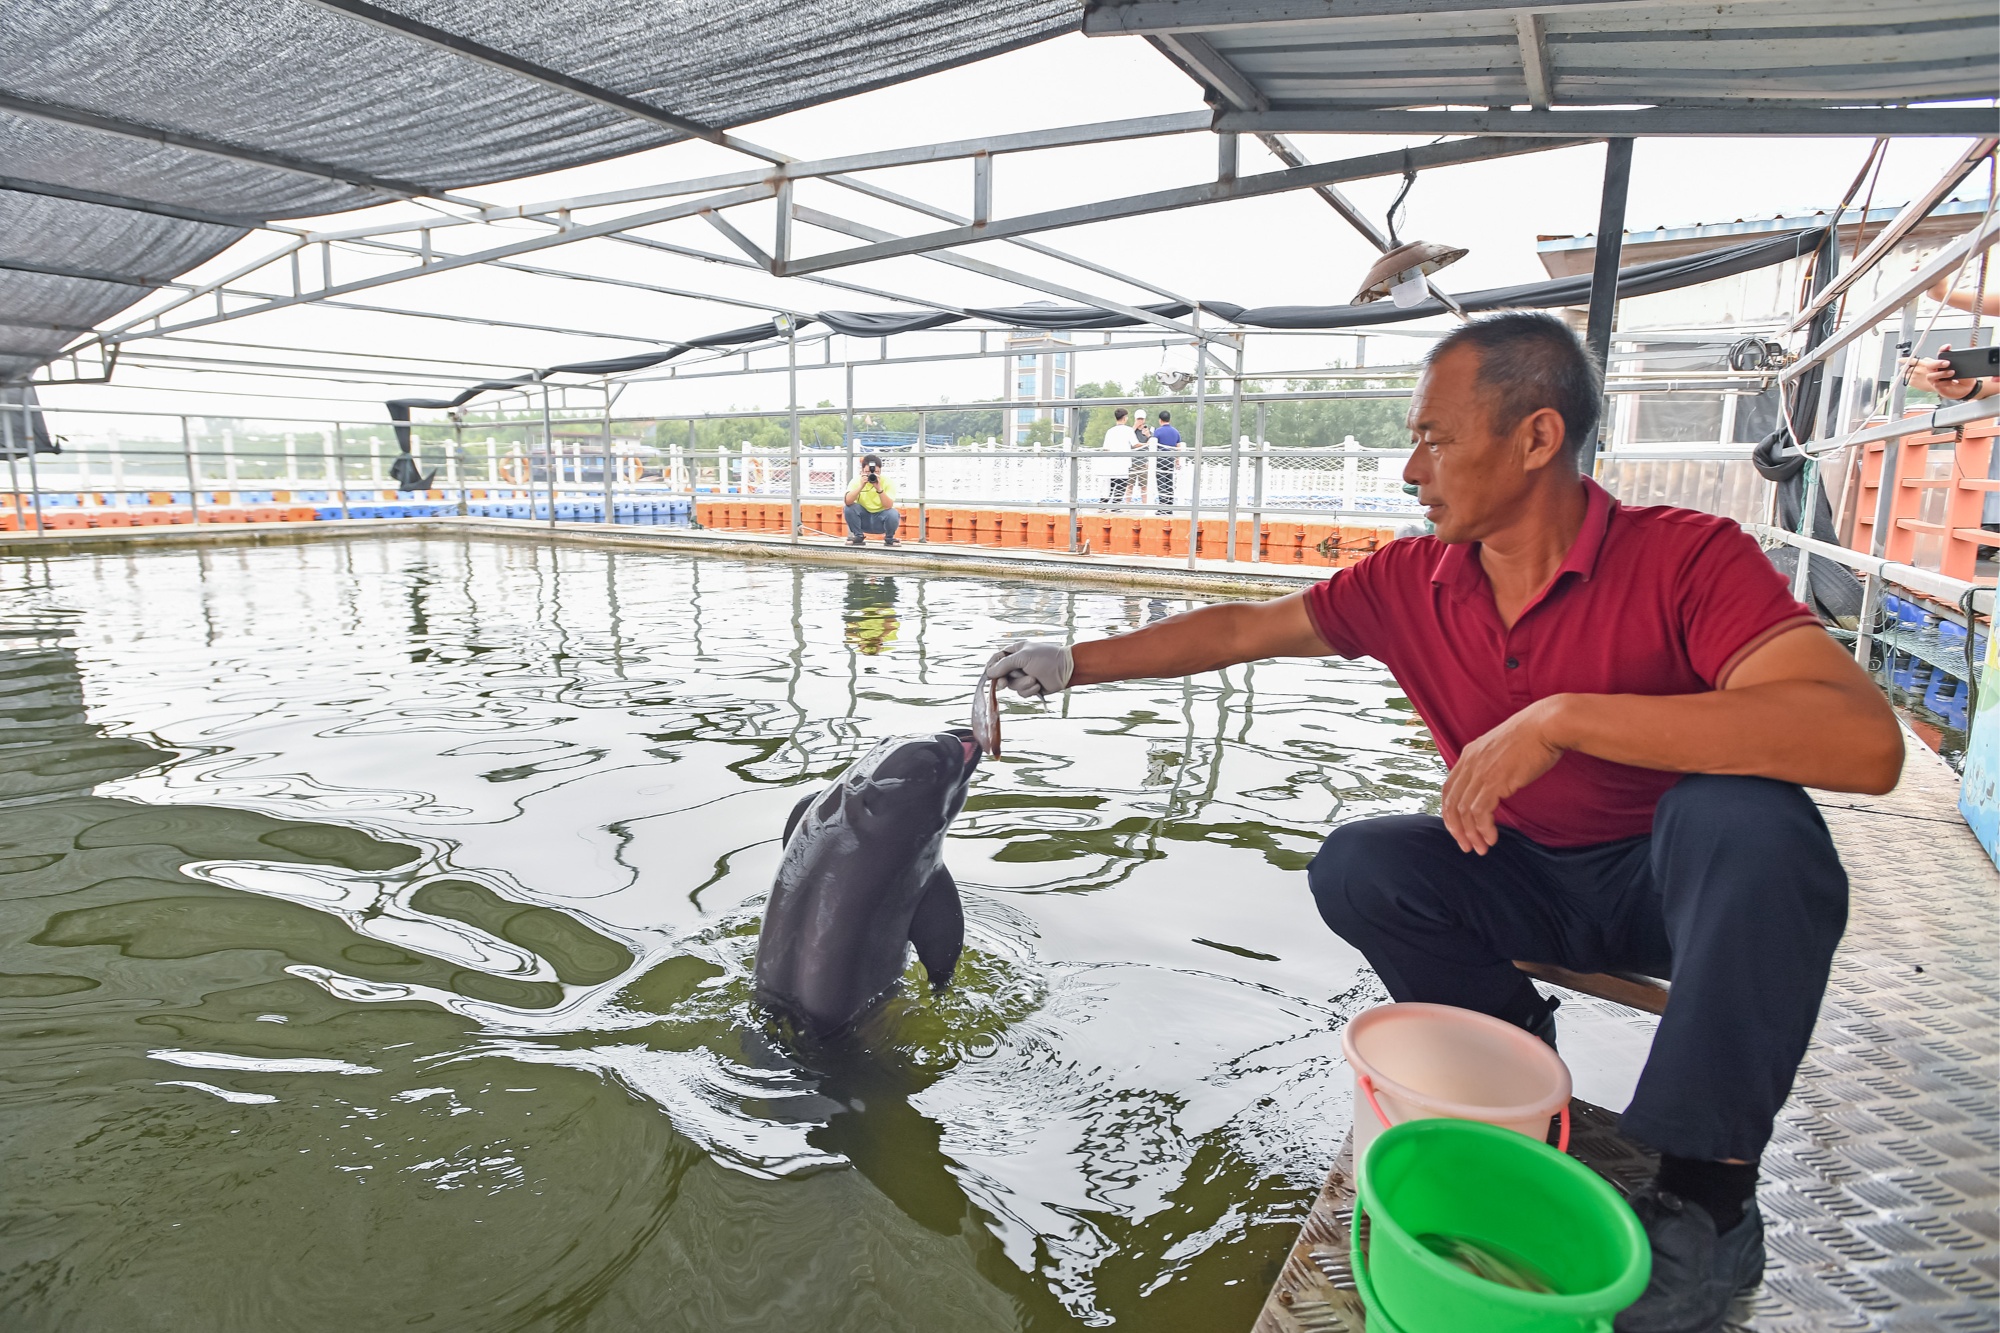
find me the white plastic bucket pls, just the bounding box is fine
[1343,1002,1572,1166]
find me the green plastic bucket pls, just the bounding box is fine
[1355,1119,1650,1333]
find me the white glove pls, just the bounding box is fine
[983,640,1074,699]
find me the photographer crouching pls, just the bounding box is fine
[843,454,902,547]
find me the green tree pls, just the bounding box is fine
[1073,380,1128,454]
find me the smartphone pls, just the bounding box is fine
[1942,345,2000,381]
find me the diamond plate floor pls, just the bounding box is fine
[1254,735,2000,1333]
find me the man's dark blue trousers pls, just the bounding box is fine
[1308,773,1847,1162]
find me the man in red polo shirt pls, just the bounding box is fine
[982,312,1903,1333]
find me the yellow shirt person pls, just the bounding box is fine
[843,453,903,546]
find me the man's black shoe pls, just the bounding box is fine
[1525,994,1560,1049]
[883,535,899,547]
[847,535,865,546]
[1613,1186,1763,1333]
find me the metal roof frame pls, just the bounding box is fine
[11,0,1994,408]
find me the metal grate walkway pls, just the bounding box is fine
[1255,735,2000,1333]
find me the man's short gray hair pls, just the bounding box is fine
[1426,311,1601,458]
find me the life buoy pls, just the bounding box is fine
[498,455,528,486]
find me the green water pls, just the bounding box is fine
[0,537,1446,1331]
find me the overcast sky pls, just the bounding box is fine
[39,30,1992,433]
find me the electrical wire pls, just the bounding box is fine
[1385,152,1418,249]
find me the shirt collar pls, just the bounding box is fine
[1429,477,1618,597]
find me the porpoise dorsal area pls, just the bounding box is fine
[752,728,980,1037]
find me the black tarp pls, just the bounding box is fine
[0,386,57,456]
[384,225,1827,424]
[1225,229,1826,329]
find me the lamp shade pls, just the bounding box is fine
[1352,240,1468,305]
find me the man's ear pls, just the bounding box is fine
[1517,406,1573,473]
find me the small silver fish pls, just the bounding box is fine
[971,675,1001,757]
[1416,1233,1556,1294]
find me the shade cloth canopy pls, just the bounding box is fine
[0,0,1083,382]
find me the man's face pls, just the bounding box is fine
[1402,345,1549,545]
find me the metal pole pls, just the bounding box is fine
[1225,338,1246,562]
[787,323,801,542]
[1252,401,1267,561]
[330,424,349,520]
[19,407,44,534]
[180,416,202,526]
[1066,409,1080,552]
[1579,137,1634,474]
[601,395,614,525]
[1855,299,1918,667]
[542,386,556,527]
[2,407,21,534]
[1187,308,1208,571]
[1793,336,1851,603]
[916,410,929,542]
[844,357,856,491]
[454,417,469,516]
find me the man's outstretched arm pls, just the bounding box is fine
[1071,592,1328,684]
[983,592,1327,697]
[1440,624,1905,854]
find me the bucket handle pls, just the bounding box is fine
[1358,1072,1394,1129]
[1360,1073,1571,1153]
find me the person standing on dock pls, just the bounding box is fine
[843,454,900,547]
[982,311,1906,1333]
[1099,408,1138,508]
[1150,410,1180,513]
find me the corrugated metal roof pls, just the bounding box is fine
[1087,0,1998,135]
[1537,197,1995,253]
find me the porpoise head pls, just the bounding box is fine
[803,727,980,852]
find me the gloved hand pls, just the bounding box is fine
[983,640,1074,699]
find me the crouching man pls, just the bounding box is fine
[844,453,901,547]
[982,312,1904,1333]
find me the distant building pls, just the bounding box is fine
[1003,324,1072,446]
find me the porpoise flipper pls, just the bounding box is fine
[781,791,817,847]
[907,866,965,990]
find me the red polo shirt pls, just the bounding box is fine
[1304,479,1818,846]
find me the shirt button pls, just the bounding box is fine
[1505,657,1520,669]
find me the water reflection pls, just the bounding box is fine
[843,572,902,656]
[0,540,1442,1330]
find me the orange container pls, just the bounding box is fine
[957,510,984,545]
[245,506,283,523]
[88,511,135,528]
[146,492,174,506]
[130,510,173,527]
[1164,518,1190,557]
[199,507,247,524]
[1032,513,1060,549]
[1301,523,1337,567]
[1197,519,1230,558]
[47,511,91,530]
[283,506,318,522]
